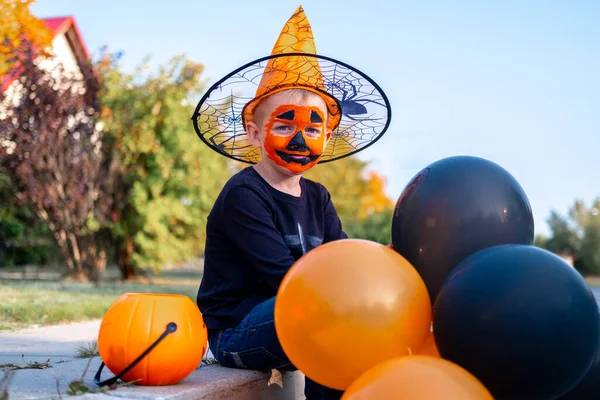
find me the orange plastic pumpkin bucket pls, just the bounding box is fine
[95,293,208,386]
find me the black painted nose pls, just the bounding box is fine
[286,131,310,152]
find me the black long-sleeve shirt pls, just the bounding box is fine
[197,166,347,330]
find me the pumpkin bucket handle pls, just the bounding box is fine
[94,322,178,387]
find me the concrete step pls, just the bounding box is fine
[0,320,306,400]
[3,357,305,400]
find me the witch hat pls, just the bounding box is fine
[192,5,391,164]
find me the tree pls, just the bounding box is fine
[0,0,52,77]
[304,158,395,232]
[303,157,371,226]
[544,211,580,255]
[533,234,548,249]
[537,197,600,275]
[356,171,394,220]
[0,0,59,268]
[572,199,600,275]
[95,51,230,278]
[0,46,112,281]
[304,158,395,244]
[345,208,393,244]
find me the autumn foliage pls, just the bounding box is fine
[357,172,394,219]
[0,41,113,281]
[0,0,52,77]
[93,50,230,277]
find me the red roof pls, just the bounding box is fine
[43,17,71,35]
[41,16,90,59]
[1,15,91,92]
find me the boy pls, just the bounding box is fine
[192,5,391,399]
[198,87,347,398]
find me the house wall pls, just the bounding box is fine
[36,30,83,82]
[49,31,80,75]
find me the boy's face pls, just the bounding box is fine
[247,91,332,175]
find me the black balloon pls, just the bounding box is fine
[433,244,600,400]
[391,155,534,302]
[558,332,600,399]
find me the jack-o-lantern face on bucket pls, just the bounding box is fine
[263,104,330,174]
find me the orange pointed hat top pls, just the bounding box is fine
[241,5,342,131]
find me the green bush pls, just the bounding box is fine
[0,174,59,267]
[345,209,393,245]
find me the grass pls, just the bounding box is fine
[3,263,596,333]
[0,268,201,332]
[74,340,99,359]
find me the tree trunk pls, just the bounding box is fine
[118,236,137,280]
[48,226,109,282]
[67,232,86,277]
[52,229,87,281]
[81,233,106,285]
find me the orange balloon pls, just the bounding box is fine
[416,330,440,357]
[342,355,494,400]
[274,239,431,390]
[98,293,207,386]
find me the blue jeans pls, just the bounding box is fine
[208,297,345,400]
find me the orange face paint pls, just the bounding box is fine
[263,104,327,173]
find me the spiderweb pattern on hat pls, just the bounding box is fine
[192,53,391,164]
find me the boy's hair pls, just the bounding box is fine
[252,88,329,130]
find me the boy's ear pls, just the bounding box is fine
[324,129,333,145]
[246,121,262,147]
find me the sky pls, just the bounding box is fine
[31,0,600,236]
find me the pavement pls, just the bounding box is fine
[0,320,221,400]
[0,320,303,400]
[0,320,91,399]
